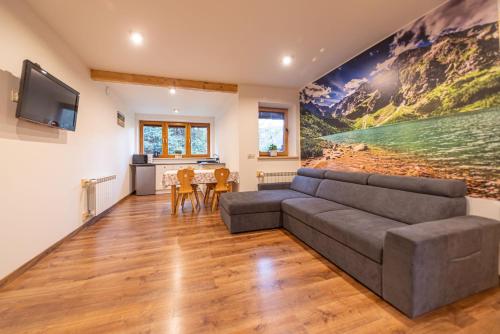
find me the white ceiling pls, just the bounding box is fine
[103,83,236,117]
[27,0,447,88]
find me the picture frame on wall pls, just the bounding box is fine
[117,111,125,128]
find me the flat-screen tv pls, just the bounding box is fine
[16,60,80,131]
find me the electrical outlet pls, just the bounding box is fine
[11,90,19,103]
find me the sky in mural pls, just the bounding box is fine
[300,0,498,110]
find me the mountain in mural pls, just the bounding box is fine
[301,22,499,133]
[299,0,500,199]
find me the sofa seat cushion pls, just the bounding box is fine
[310,209,407,263]
[219,190,311,215]
[282,198,349,224]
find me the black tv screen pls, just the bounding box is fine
[16,60,80,131]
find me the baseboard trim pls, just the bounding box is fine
[0,192,133,288]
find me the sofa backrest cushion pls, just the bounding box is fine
[297,168,326,179]
[367,174,467,198]
[324,170,369,185]
[291,175,323,196]
[316,179,466,224]
[290,168,326,196]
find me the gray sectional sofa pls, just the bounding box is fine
[219,168,500,318]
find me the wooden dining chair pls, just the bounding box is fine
[178,168,202,210]
[204,183,215,205]
[211,168,230,212]
[181,185,202,210]
[175,169,198,213]
[192,184,202,210]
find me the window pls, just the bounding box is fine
[190,125,209,155]
[140,121,210,158]
[167,124,186,155]
[142,122,164,156]
[258,107,288,156]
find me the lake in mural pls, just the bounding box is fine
[299,0,500,199]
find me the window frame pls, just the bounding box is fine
[166,122,188,156]
[258,107,288,157]
[139,120,211,158]
[189,123,211,157]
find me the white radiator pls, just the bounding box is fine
[82,175,117,220]
[257,171,297,184]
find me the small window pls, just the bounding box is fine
[167,124,186,155]
[142,123,164,156]
[190,125,209,155]
[259,107,288,156]
[139,121,210,158]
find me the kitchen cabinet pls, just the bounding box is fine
[130,164,156,195]
[154,163,226,193]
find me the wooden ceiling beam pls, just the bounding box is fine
[90,69,238,93]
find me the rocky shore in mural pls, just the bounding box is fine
[303,141,499,199]
[300,0,500,199]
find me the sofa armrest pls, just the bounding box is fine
[383,215,500,318]
[257,182,291,191]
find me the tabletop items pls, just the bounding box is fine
[163,169,239,187]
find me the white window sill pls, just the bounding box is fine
[257,156,299,161]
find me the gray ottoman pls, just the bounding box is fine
[219,189,310,233]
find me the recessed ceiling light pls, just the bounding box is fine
[173,108,179,113]
[312,57,317,62]
[169,87,176,95]
[130,32,143,46]
[319,48,325,53]
[282,55,293,66]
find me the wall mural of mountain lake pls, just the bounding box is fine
[299,0,500,199]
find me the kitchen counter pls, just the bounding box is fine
[151,158,224,166]
[130,161,226,194]
[130,162,225,166]
[152,162,225,166]
[130,164,156,195]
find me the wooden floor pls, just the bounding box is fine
[1,195,499,333]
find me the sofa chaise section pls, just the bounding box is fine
[219,168,326,233]
[219,189,309,233]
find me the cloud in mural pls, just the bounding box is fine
[344,78,368,96]
[371,0,498,76]
[409,0,496,41]
[300,83,331,104]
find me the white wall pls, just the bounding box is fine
[237,84,301,191]
[466,197,499,220]
[214,95,240,170]
[466,197,500,273]
[0,1,135,280]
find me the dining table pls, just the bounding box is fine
[163,169,239,214]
